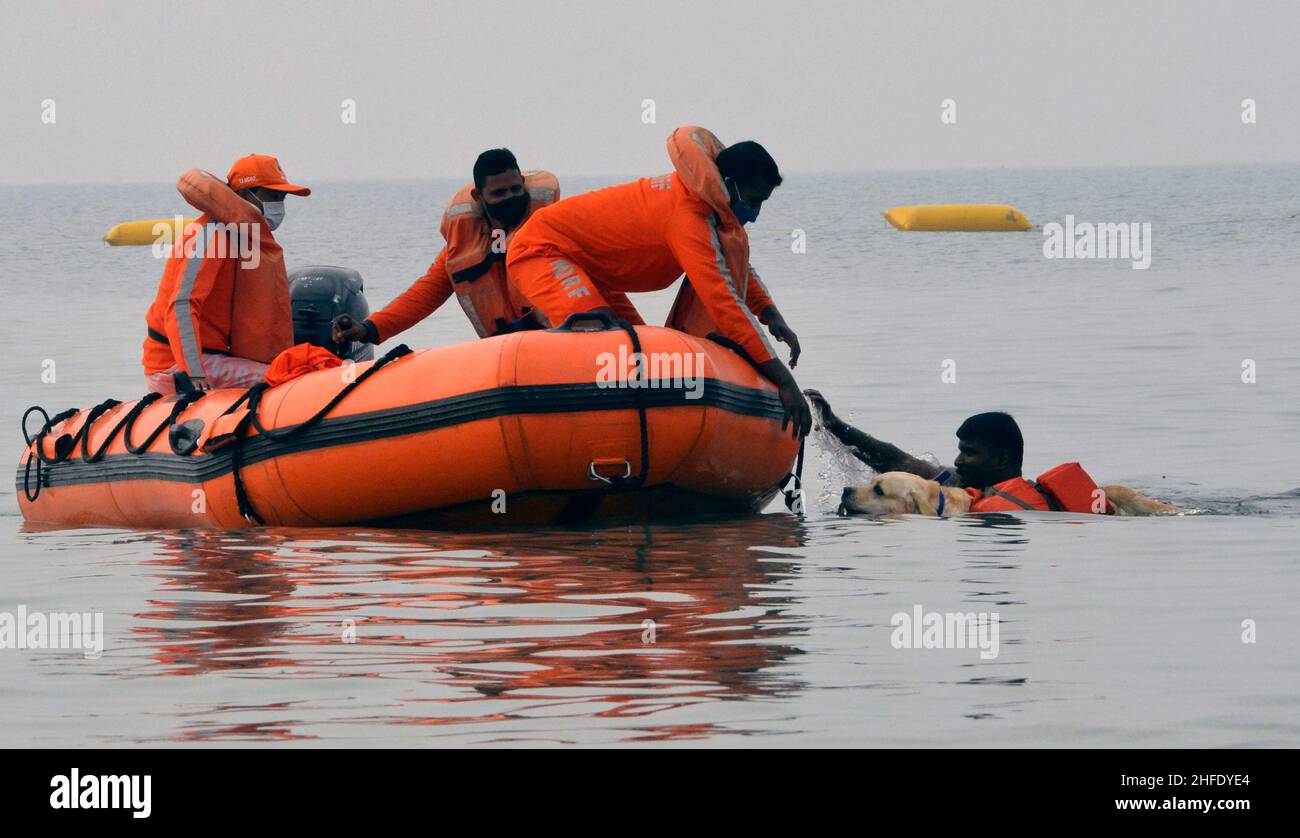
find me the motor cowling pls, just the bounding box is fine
[287,265,375,362]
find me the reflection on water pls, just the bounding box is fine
[7,501,1299,746]
[120,518,808,743]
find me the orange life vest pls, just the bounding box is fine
[1036,462,1116,514]
[968,463,1115,514]
[441,170,560,337]
[176,168,293,362]
[662,127,761,342]
[967,477,1053,513]
[143,214,242,376]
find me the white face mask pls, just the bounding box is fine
[260,200,286,231]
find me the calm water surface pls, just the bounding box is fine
[2,166,1297,746]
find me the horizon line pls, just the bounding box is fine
[3,158,1299,188]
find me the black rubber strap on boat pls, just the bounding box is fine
[76,392,162,463]
[611,318,650,490]
[230,344,415,524]
[21,400,118,501]
[20,388,210,500]
[780,435,806,513]
[247,345,414,442]
[551,312,650,491]
[124,390,205,455]
[701,329,803,511]
[73,399,124,461]
[20,405,66,502]
[229,405,262,524]
[28,397,120,466]
[704,332,762,372]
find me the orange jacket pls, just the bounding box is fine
[143,217,243,376]
[661,127,776,356]
[142,170,291,375]
[368,171,560,341]
[966,477,1053,513]
[509,171,777,363]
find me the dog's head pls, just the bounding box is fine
[840,471,961,516]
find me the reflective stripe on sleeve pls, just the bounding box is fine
[707,216,776,359]
[173,223,214,375]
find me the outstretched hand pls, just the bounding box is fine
[804,388,832,428]
[778,382,812,439]
[767,315,801,367]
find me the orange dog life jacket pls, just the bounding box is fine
[441,171,560,337]
[1036,462,1116,514]
[967,463,1115,514]
[966,477,1053,513]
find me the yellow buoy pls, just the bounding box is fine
[103,217,196,246]
[883,204,1031,232]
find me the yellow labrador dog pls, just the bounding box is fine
[840,472,1181,517]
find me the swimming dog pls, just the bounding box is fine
[840,471,1181,517]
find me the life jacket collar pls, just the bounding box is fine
[440,170,560,337]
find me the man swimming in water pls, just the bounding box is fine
[806,389,1179,515]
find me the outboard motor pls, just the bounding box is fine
[287,265,375,362]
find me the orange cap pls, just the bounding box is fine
[226,154,311,196]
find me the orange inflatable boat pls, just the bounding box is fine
[17,316,800,530]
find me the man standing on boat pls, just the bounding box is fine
[332,149,560,345]
[505,126,810,438]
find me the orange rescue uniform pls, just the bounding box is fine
[142,162,302,383]
[367,171,560,342]
[506,172,778,365]
[142,217,269,377]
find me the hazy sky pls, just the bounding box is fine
[2,0,1297,184]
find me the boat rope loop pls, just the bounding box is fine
[226,344,414,525]
[779,435,806,514]
[611,317,651,490]
[554,311,651,491]
[18,345,412,514]
[22,390,208,503]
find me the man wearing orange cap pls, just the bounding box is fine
[142,154,310,392]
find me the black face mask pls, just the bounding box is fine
[484,191,530,227]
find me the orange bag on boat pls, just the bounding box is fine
[263,343,343,387]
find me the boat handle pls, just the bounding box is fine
[554,311,618,332]
[587,458,632,484]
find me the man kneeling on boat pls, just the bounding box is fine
[332,148,560,347]
[142,154,310,393]
[807,390,1180,516]
[505,126,810,437]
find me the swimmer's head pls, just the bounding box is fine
[955,412,1023,489]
